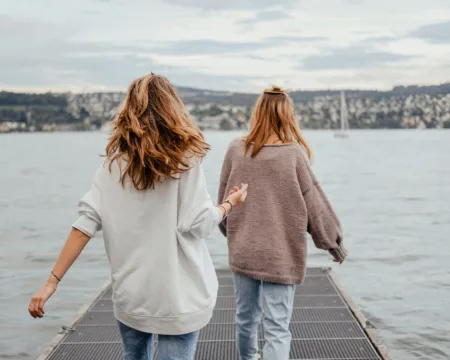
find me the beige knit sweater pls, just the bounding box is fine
[218,138,347,285]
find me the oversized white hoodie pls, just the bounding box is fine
[72,159,221,335]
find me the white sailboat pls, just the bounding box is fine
[335,90,349,138]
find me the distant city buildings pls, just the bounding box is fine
[294,93,450,129]
[1,90,450,133]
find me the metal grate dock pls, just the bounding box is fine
[39,268,387,360]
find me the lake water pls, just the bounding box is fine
[0,130,449,360]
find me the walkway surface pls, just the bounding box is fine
[41,268,383,360]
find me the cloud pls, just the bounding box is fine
[300,46,412,70]
[345,0,365,4]
[0,14,324,89]
[0,43,250,91]
[357,36,400,45]
[151,36,326,56]
[88,0,126,6]
[269,35,327,43]
[237,10,292,26]
[151,39,269,55]
[80,9,100,15]
[409,21,450,44]
[246,55,271,61]
[1,0,449,91]
[253,10,291,21]
[0,16,253,90]
[162,0,298,11]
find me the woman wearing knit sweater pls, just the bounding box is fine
[218,86,347,360]
[28,74,248,360]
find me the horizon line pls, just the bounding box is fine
[1,81,449,95]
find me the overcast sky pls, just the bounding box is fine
[1,0,449,92]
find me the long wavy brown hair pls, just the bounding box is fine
[245,85,312,159]
[106,74,210,190]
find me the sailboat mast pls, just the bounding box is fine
[334,90,349,137]
[340,91,345,131]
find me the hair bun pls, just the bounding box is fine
[264,85,285,94]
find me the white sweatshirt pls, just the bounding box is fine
[72,159,222,335]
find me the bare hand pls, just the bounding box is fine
[333,259,344,264]
[226,183,248,206]
[28,286,56,318]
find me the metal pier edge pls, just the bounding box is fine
[37,280,112,360]
[327,269,391,360]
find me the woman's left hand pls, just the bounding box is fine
[28,285,56,318]
[226,183,248,206]
[229,186,239,195]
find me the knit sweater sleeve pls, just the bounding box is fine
[217,143,233,237]
[296,152,347,262]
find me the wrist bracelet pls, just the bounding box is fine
[219,205,229,219]
[51,271,61,282]
[225,200,233,212]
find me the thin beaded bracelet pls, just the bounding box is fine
[224,200,233,212]
[219,205,229,219]
[51,271,61,282]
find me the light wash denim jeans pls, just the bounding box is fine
[117,321,199,360]
[233,273,296,360]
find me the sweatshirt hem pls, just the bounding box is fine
[229,264,305,285]
[114,303,214,335]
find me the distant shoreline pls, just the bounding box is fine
[1,128,448,135]
[2,86,450,132]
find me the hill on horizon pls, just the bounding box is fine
[1,82,450,107]
[175,82,450,105]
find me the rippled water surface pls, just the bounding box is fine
[0,130,449,360]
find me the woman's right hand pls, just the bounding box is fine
[226,183,248,206]
[28,285,56,318]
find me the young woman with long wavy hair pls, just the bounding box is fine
[28,74,248,360]
[218,86,347,360]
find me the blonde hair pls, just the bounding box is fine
[245,85,312,159]
[106,74,210,190]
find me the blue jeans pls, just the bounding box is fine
[233,273,296,360]
[117,321,199,360]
